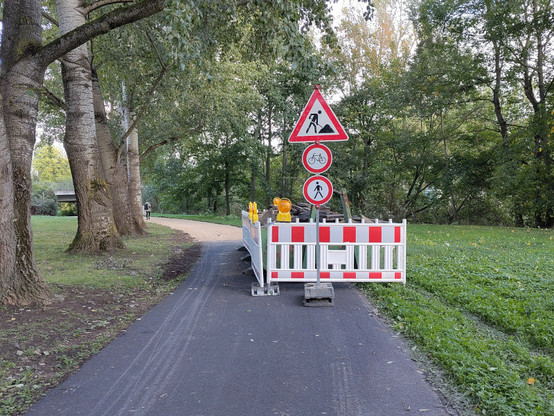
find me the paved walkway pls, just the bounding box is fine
[26,222,457,416]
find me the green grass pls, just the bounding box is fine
[32,216,181,288]
[361,224,553,416]
[153,212,242,227]
[1,216,195,415]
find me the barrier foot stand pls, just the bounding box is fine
[251,282,280,297]
[303,283,335,307]
[240,253,252,262]
[237,245,248,252]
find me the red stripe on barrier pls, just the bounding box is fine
[272,271,278,279]
[292,227,304,242]
[369,227,382,242]
[395,226,401,243]
[343,227,356,243]
[320,226,330,242]
[291,272,304,279]
[369,272,382,279]
[321,272,330,278]
[344,272,356,279]
[395,272,402,279]
[272,226,279,242]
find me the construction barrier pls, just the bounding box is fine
[267,218,406,283]
[241,210,264,288]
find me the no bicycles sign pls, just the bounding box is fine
[302,143,332,174]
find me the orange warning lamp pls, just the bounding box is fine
[273,197,281,206]
[276,198,292,222]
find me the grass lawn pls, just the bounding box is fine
[361,224,553,416]
[0,216,199,415]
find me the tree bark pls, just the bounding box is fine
[92,66,143,236]
[56,0,123,252]
[0,0,53,305]
[122,89,146,231]
[0,0,165,305]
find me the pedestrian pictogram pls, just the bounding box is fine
[303,175,333,206]
[302,143,332,174]
[289,86,348,143]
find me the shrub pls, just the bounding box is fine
[59,202,78,216]
[31,184,57,216]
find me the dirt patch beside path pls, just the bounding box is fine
[148,217,242,241]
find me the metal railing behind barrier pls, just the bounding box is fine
[241,211,264,288]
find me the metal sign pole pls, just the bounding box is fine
[315,204,320,286]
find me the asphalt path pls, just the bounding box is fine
[26,223,456,416]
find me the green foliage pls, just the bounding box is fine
[32,144,71,183]
[31,183,58,216]
[58,202,77,217]
[362,224,554,415]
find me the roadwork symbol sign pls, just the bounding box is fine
[289,87,348,143]
[303,175,333,206]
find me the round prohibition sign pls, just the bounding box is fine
[303,175,333,206]
[302,143,332,174]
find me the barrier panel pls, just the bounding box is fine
[241,211,264,288]
[267,218,406,283]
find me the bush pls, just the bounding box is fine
[58,202,78,216]
[31,184,57,216]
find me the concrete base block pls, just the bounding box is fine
[303,282,335,307]
[251,282,280,296]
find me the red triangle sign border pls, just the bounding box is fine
[288,87,348,143]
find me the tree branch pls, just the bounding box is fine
[116,64,168,160]
[38,0,166,69]
[139,137,180,162]
[42,11,59,27]
[83,0,136,16]
[41,87,67,111]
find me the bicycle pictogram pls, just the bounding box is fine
[308,153,327,165]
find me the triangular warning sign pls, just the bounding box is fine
[289,87,348,143]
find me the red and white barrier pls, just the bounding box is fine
[267,218,406,283]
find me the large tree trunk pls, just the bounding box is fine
[0,0,165,306]
[0,0,52,305]
[92,67,144,236]
[123,104,146,230]
[56,0,124,252]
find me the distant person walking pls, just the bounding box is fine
[144,202,151,220]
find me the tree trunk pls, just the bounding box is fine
[225,160,231,216]
[0,0,165,305]
[0,0,52,305]
[124,108,146,230]
[56,0,123,252]
[92,66,143,236]
[265,105,273,205]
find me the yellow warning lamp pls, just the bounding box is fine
[252,202,259,223]
[248,201,253,221]
[276,198,292,222]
